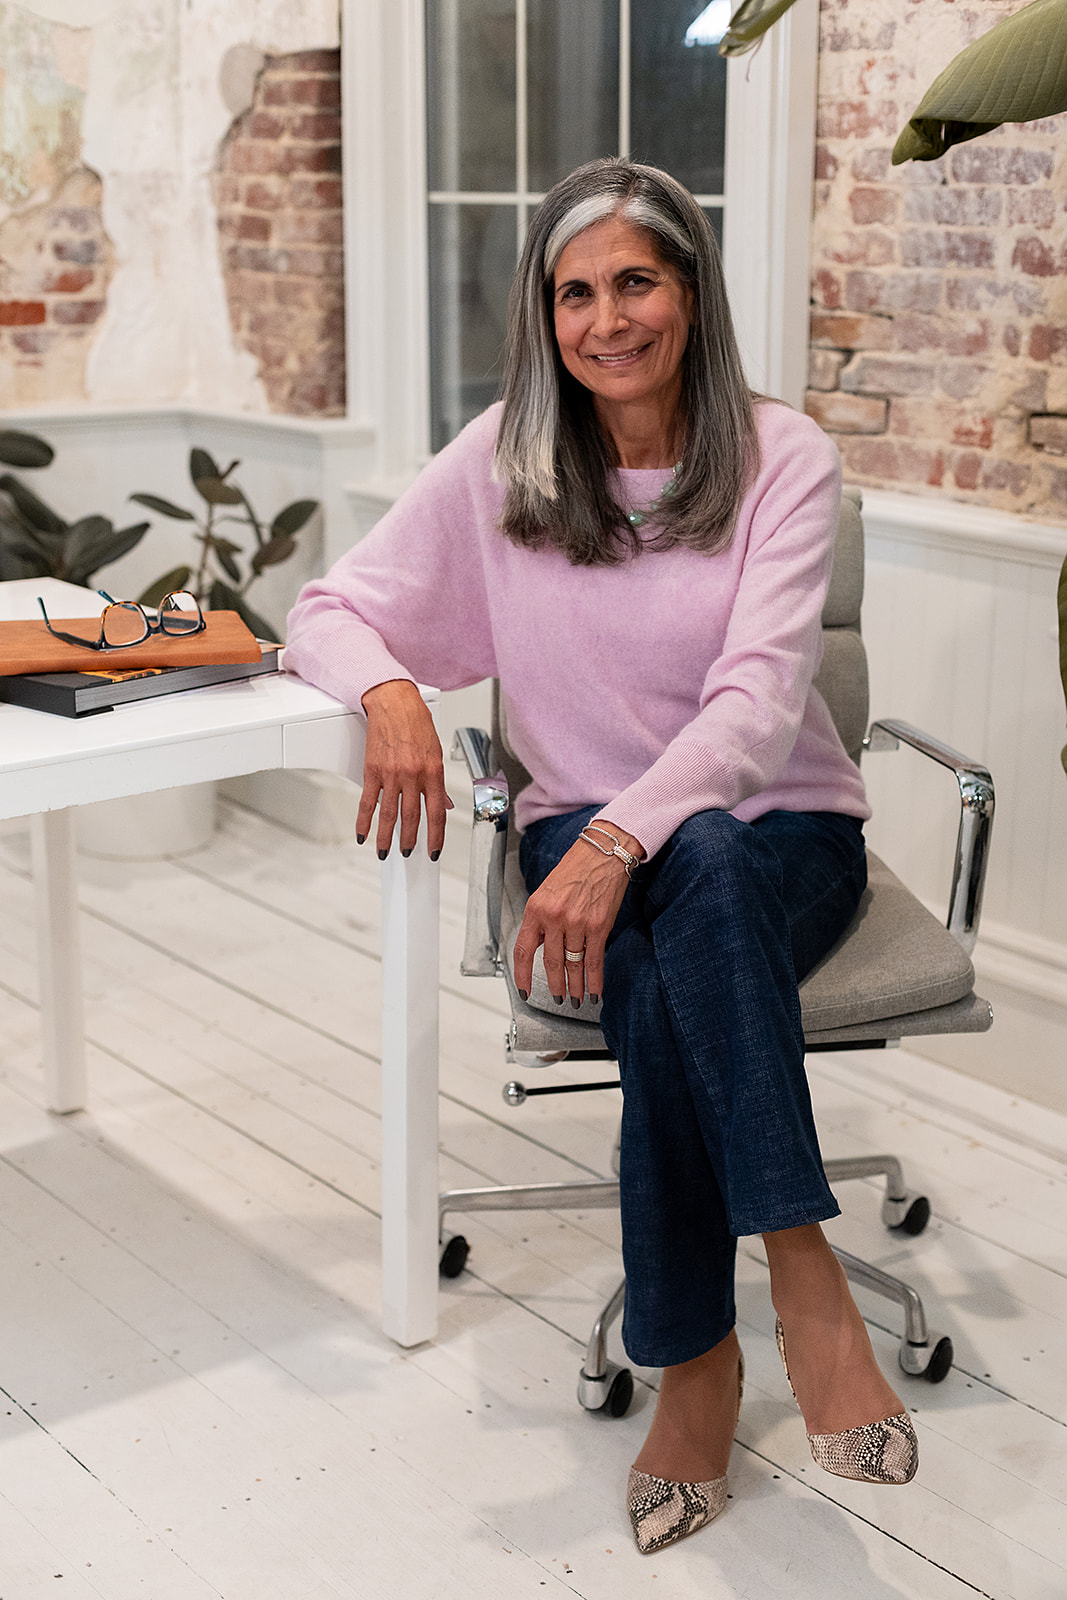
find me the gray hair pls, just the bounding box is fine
[494,158,760,565]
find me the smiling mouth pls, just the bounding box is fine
[588,344,651,365]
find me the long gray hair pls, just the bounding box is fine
[494,158,759,565]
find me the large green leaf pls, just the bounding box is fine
[251,533,296,574]
[719,0,801,57]
[0,429,54,469]
[190,447,243,505]
[129,491,196,521]
[0,499,53,578]
[205,534,242,585]
[270,498,319,539]
[0,473,68,537]
[63,517,150,586]
[894,0,1067,163]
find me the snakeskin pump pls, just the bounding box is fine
[775,1317,918,1484]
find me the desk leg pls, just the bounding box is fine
[379,847,440,1347]
[30,809,87,1113]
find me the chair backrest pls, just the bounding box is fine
[493,494,869,779]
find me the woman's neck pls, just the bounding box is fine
[594,395,685,469]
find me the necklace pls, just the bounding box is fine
[625,462,682,528]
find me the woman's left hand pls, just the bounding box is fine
[513,823,643,1006]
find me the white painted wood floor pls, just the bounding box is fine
[0,799,1064,1600]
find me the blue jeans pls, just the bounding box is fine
[520,805,867,1367]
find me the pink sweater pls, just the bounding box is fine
[284,400,869,858]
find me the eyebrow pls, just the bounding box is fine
[554,263,661,294]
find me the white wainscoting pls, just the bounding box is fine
[860,488,1067,1112]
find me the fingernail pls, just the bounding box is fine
[430,849,441,861]
[571,996,582,1009]
[590,993,599,1005]
[553,994,563,1005]
[378,848,388,860]
[356,833,365,845]
[518,987,528,1001]
[401,848,412,858]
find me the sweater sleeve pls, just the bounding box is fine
[594,411,843,857]
[283,410,500,708]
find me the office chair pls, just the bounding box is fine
[440,491,994,1417]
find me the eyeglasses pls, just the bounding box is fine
[37,589,206,652]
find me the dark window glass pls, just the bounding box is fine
[630,1,727,195]
[427,0,517,191]
[428,204,517,452]
[527,0,620,192]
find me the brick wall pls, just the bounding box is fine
[0,168,113,406]
[213,49,344,417]
[809,0,1067,516]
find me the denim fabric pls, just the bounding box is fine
[520,805,868,1367]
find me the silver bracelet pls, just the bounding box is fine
[578,825,640,878]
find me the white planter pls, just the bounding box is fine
[76,781,217,860]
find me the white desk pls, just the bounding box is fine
[0,582,441,1349]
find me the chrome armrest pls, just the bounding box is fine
[863,717,995,954]
[451,727,509,975]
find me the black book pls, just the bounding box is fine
[0,644,281,718]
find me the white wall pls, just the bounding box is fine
[860,491,1067,1112]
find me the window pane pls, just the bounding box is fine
[426,0,516,192]
[527,0,619,192]
[428,204,516,451]
[703,204,723,251]
[630,1,727,195]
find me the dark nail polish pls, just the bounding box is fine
[378,848,388,860]
[401,848,412,858]
[571,996,582,1009]
[518,988,528,1001]
[430,849,441,861]
[553,994,564,1005]
[590,994,599,1005]
[356,833,365,845]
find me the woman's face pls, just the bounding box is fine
[551,215,694,432]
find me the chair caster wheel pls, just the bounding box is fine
[577,1361,634,1417]
[899,1334,953,1383]
[439,1233,469,1278]
[883,1192,931,1235]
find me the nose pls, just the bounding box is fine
[591,291,628,341]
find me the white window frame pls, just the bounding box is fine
[341,0,819,492]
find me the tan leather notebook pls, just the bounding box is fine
[0,609,263,676]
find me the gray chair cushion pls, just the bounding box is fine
[813,628,868,767]
[501,842,981,1054]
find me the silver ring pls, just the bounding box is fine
[564,948,584,963]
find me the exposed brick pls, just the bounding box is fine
[48,206,96,233]
[1028,324,1067,362]
[953,452,982,490]
[1029,415,1067,454]
[1003,325,1022,357]
[42,267,94,293]
[1013,236,1064,277]
[237,213,272,242]
[938,361,988,400]
[951,416,994,450]
[51,300,104,325]
[53,238,98,264]
[289,176,343,210]
[817,100,898,140]
[285,48,341,72]
[804,391,888,433]
[808,348,846,390]
[291,112,342,143]
[903,187,1002,227]
[277,211,344,246]
[823,18,896,51]
[850,148,892,182]
[845,271,942,314]
[286,75,341,107]
[840,355,936,396]
[849,187,898,226]
[826,230,896,267]
[280,142,342,176]
[243,179,285,210]
[11,328,54,354]
[230,142,283,176]
[810,311,894,351]
[0,301,46,325]
[838,436,945,487]
[900,230,995,270]
[981,458,1031,494]
[944,318,992,358]
[951,146,1053,185]
[250,111,287,141]
[813,269,843,309]
[1012,368,1048,413]
[893,313,944,353]
[1007,189,1055,228]
[814,144,838,181]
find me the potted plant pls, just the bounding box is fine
[0,428,150,585]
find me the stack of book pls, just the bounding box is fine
[0,646,281,718]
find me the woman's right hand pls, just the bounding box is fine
[357,679,452,858]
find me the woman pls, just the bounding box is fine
[285,158,918,1554]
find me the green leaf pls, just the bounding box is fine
[0,502,53,577]
[192,473,244,506]
[206,535,242,585]
[0,473,68,536]
[893,0,1067,163]
[189,446,221,483]
[129,492,196,521]
[63,517,151,586]
[137,566,194,609]
[270,498,319,539]
[0,429,54,469]
[719,0,801,57]
[208,579,279,643]
[251,532,296,574]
